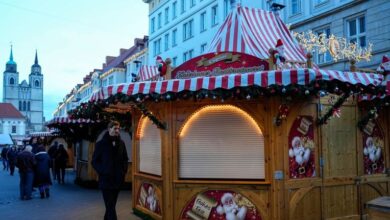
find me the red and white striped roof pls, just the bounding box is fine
[29,131,58,137]
[46,117,98,126]
[207,5,306,63]
[361,74,390,101]
[90,68,383,102]
[138,65,159,81]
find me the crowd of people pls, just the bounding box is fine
[0,137,69,200]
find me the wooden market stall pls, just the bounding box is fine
[46,117,133,187]
[74,5,389,220]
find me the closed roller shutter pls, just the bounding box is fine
[179,105,265,179]
[139,117,162,176]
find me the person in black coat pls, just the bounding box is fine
[92,121,129,220]
[7,146,18,176]
[48,141,59,180]
[34,146,52,198]
[54,144,68,184]
[16,145,36,200]
[1,146,9,171]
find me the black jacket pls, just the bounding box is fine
[92,132,129,189]
[34,151,52,186]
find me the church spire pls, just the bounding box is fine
[9,45,14,62]
[34,50,39,65]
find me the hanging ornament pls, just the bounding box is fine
[332,108,341,118]
[305,90,310,95]
[246,94,251,100]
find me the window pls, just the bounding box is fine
[315,0,328,5]
[223,0,229,18]
[183,49,194,62]
[154,38,161,56]
[151,17,155,33]
[34,80,40,87]
[19,101,22,110]
[164,33,169,51]
[28,101,30,111]
[347,15,366,47]
[200,43,207,53]
[190,0,196,8]
[200,11,207,32]
[211,5,218,26]
[157,13,162,29]
[178,105,265,179]
[172,29,177,47]
[172,57,177,66]
[108,76,114,85]
[138,117,162,176]
[102,79,107,87]
[315,27,332,64]
[181,0,185,13]
[164,7,169,24]
[12,125,16,134]
[291,0,301,15]
[172,1,177,19]
[183,19,194,41]
[23,101,26,111]
[9,77,14,85]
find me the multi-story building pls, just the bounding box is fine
[52,37,149,118]
[143,0,270,67]
[0,103,26,140]
[276,0,390,71]
[2,47,44,133]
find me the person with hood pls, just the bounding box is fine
[34,145,52,198]
[92,121,129,220]
[16,145,36,200]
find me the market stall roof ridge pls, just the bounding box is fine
[207,5,306,63]
[89,68,383,102]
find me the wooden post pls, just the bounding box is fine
[269,48,276,70]
[306,52,313,68]
[350,59,357,72]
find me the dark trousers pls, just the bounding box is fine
[102,189,120,220]
[55,166,66,183]
[2,159,9,171]
[19,171,34,199]
[9,162,16,175]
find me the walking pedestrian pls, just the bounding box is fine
[92,121,129,220]
[54,144,68,184]
[7,146,18,176]
[34,146,52,198]
[1,145,10,171]
[16,145,36,200]
[48,141,59,180]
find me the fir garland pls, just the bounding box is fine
[135,103,167,130]
[317,93,350,125]
[133,208,155,220]
[357,106,379,131]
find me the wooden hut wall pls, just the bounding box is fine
[131,97,389,220]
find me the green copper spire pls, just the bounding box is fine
[7,45,16,65]
[34,49,38,65]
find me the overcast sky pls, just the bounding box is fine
[0,0,148,120]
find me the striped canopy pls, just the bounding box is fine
[90,68,383,102]
[207,5,306,63]
[29,131,58,137]
[361,74,390,101]
[138,65,159,81]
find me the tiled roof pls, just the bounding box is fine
[0,103,24,119]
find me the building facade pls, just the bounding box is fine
[53,37,149,118]
[0,103,26,140]
[2,47,44,133]
[143,0,270,67]
[276,0,390,71]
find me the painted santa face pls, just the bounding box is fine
[292,138,301,149]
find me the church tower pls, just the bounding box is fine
[3,46,19,108]
[2,47,44,132]
[28,50,44,131]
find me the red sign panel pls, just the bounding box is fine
[172,52,269,79]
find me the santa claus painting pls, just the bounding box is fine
[216,193,247,220]
[363,136,385,174]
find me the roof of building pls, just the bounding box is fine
[0,103,25,119]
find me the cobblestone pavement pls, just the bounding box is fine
[0,167,141,220]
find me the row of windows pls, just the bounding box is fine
[8,77,41,87]
[19,101,30,111]
[151,0,229,33]
[314,14,366,65]
[291,0,329,16]
[152,4,219,57]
